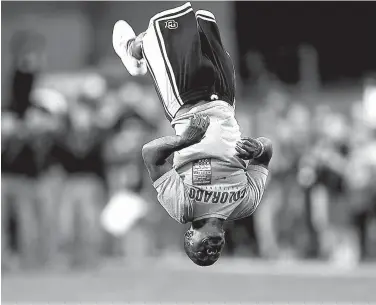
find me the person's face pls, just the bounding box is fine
[184,226,225,265]
[17,44,46,72]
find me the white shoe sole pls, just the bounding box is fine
[112,20,147,76]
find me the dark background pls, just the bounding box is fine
[236,2,376,83]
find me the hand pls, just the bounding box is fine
[235,137,264,160]
[180,114,210,146]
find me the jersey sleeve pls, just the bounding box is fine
[153,169,193,224]
[229,165,269,220]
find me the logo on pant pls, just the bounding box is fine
[165,20,178,30]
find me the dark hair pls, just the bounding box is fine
[184,229,225,267]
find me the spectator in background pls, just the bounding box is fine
[101,84,156,258]
[346,107,376,261]
[277,103,312,257]
[299,112,353,263]
[7,30,46,115]
[252,90,297,259]
[1,31,46,270]
[29,88,68,267]
[55,74,109,268]
[103,87,155,197]
[1,110,38,270]
[244,51,273,98]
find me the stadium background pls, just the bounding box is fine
[2,1,376,304]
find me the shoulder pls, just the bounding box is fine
[152,169,192,224]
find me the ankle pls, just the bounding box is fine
[128,37,143,60]
[126,38,135,56]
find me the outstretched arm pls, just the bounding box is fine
[142,114,210,182]
[235,137,273,169]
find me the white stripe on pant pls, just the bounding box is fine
[142,3,194,119]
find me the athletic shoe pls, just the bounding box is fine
[112,20,147,76]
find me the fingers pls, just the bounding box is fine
[239,138,259,151]
[236,140,256,160]
[241,137,251,142]
[191,114,210,130]
[235,153,248,159]
[240,140,255,151]
[190,114,198,126]
[236,140,250,152]
[235,142,248,156]
[197,115,202,127]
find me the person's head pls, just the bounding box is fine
[11,30,46,71]
[184,217,225,267]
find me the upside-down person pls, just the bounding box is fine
[113,2,273,266]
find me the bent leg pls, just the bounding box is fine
[129,32,146,60]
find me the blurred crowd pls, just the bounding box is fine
[230,66,376,265]
[2,32,376,272]
[1,32,167,270]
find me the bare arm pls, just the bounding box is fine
[142,114,210,182]
[231,137,272,221]
[142,135,187,182]
[235,136,273,169]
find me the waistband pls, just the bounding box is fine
[172,100,234,126]
[180,87,232,106]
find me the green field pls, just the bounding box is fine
[2,257,376,304]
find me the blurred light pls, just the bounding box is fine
[1,112,19,136]
[323,113,348,141]
[363,85,376,128]
[31,87,68,115]
[82,73,107,100]
[101,190,148,237]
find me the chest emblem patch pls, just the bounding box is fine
[192,158,212,185]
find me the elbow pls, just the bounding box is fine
[258,137,272,147]
[141,143,152,163]
[142,142,160,166]
[259,137,273,156]
[257,137,273,165]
